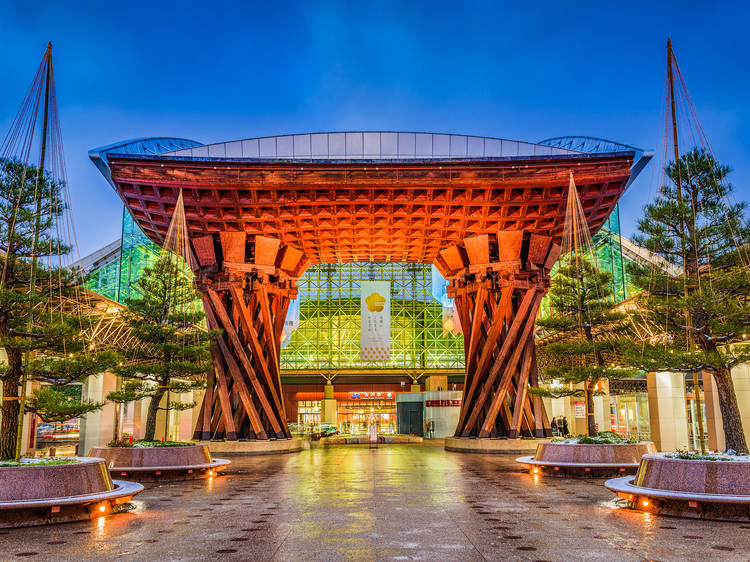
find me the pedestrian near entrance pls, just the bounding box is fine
[551,417,558,436]
[561,417,569,436]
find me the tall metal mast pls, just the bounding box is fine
[14,42,53,462]
[667,38,706,453]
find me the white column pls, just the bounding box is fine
[646,371,689,451]
[593,379,610,434]
[78,372,117,455]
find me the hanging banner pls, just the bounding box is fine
[360,281,390,361]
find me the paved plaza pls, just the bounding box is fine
[3,445,749,560]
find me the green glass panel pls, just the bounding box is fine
[83,253,120,301]
[280,262,465,370]
[118,209,160,303]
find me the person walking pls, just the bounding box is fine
[551,417,558,436]
[561,416,569,436]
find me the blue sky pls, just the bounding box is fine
[1,0,748,257]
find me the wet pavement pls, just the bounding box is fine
[2,444,749,560]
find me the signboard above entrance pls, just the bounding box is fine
[349,392,394,400]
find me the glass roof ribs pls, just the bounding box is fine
[161,132,579,160]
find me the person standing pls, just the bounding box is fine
[561,416,569,436]
[551,417,558,436]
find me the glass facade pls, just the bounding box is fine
[281,262,463,370]
[592,205,629,302]
[83,209,160,305]
[297,400,322,428]
[609,393,651,441]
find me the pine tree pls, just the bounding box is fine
[0,158,116,460]
[108,254,212,442]
[627,148,750,453]
[534,258,637,436]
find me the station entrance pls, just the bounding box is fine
[92,132,642,443]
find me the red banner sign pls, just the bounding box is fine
[425,400,461,407]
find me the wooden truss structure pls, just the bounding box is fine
[103,151,636,440]
[435,231,559,438]
[190,232,307,440]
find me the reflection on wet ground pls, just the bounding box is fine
[3,445,749,560]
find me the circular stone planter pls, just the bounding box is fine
[516,441,656,477]
[605,453,750,521]
[89,444,230,482]
[195,438,305,456]
[322,434,423,445]
[0,457,143,528]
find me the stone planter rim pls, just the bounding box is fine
[0,456,103,470]
[89,444,231,473]
[548,441,653,445]
[108,458,230,472]
[605,475,750,503]
[93,444,202,450]
[641,452,750,463]
[0,479,143,510]
[515,455,640,468]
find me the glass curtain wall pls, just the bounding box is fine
[281,262,464,370]
[84,209,160,304]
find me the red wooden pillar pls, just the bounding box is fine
[434,231,559,439]
[191,233,308,440]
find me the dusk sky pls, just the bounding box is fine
[1,0,748,257]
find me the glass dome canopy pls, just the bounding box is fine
[161,131,582,161]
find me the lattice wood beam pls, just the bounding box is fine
[446,231,559,438]
[108,153,633,265]
[192,233,304,441]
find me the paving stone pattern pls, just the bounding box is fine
[3,445,749,560]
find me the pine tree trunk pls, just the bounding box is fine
[0,373,21,460]
[0,346,24,460]
[712,367,748,454]
[585,386,597,437]
[144,391,165,442]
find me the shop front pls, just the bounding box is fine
[337,391,397,435]
[609,378,651,442]
[284,384,404,436]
